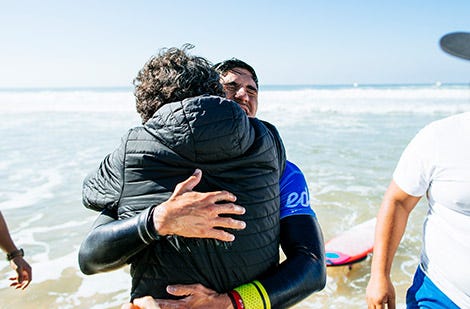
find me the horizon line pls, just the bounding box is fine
[0,82,469,92]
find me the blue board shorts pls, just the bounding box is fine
[406,266,459,309]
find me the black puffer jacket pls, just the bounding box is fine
[82,95,286,299]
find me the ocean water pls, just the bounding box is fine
[0,84,469,308]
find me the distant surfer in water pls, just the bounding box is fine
[0,210,32,290]
[366,32,470,309]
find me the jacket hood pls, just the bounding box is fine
[145,95,255,163]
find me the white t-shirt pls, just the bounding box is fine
[393,112,470,308]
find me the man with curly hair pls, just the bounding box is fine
[80,45,287,304]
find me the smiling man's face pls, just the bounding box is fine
[220,67,258,117]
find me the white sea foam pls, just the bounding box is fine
[0,169,62,210]
[263,85,470,101]
[0,90,135,113]
[1,85,468,114]
[258,85,470,115]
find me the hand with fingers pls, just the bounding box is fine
[1,211,32,290]
[153,169,246,242]
[9,256,32,290]
[121,296,161,309]
[366,274,396,309]
[122,284,231,309]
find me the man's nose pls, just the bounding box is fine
[235,87,249,101]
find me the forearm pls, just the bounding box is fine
[259,253,325,308]
[241,215,326,308]
[370,200,411,277]
[79,207,156,274]
[0,212,17,253]
[370,181,420,278]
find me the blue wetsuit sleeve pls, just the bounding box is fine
[280,161,316,219]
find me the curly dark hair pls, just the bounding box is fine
[133,44,225,123]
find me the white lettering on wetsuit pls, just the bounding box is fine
[279,161,316,219]
[285,188,310,208]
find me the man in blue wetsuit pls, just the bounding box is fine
[80,59,326,309]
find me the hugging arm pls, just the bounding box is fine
[259,214,326,308]
[79,207,154,274]
[152,214,327,309]
[150,163,326,308]
[259,161,326,307]
[80,131,153,274]
[79,169,244,275]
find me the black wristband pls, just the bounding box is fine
[147,205,161,241]
[7,248,24,261]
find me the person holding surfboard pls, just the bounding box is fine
[0,211,32,290]
[366,32,470,309]
[80,52,326,308]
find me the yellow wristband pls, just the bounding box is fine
[234,280,271,309]
[252,280,270,308]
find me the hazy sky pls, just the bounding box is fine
[1,0,469,88]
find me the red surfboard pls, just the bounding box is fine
[325,218,376,266]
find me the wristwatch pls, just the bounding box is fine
[6,248,24,261]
